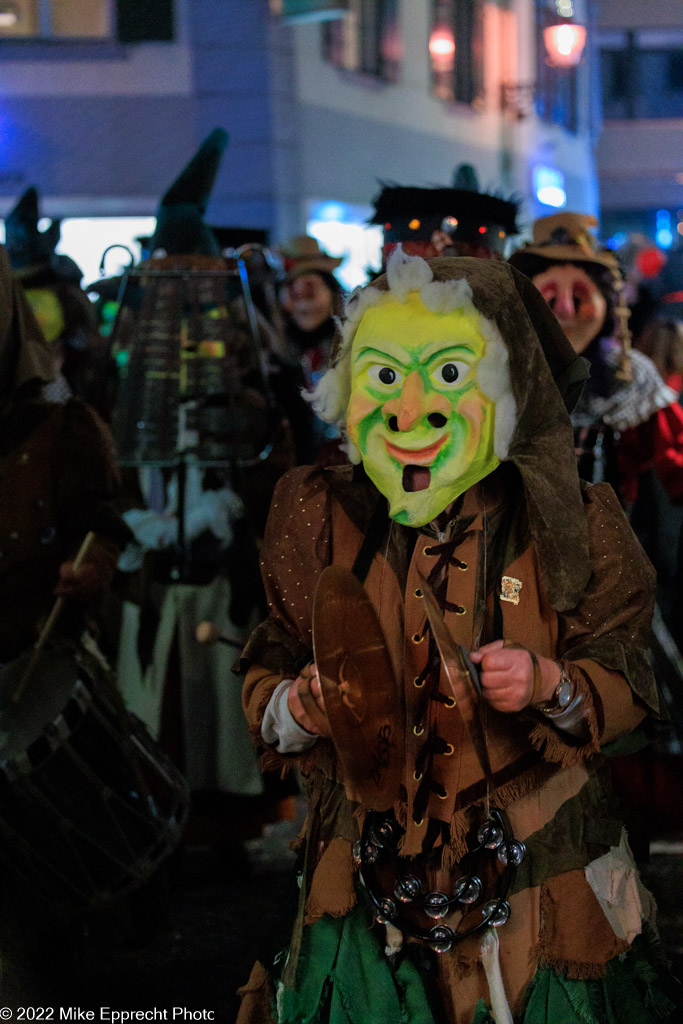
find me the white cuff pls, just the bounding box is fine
[261,678,319,754]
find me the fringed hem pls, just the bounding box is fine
[442,762,558,865]
[536,941,630,981]
[303,837,359,925]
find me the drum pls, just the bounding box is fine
[0,642,189,927]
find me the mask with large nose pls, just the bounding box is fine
[346,292,500,527]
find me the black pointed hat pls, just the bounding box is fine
[371,164,520,258]
[148,128,229,257]
[4,187,83,286]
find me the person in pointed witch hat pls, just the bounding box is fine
[112,128,296,863]
[4,187,110,415]
[371,164,520,270]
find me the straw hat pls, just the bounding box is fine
[279,235,342,282]
[512,212,618,268]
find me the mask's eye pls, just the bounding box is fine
[433,360,470,386]
[368,365,402,387]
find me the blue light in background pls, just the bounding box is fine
[655,209,673,250]
[310,201,348,223]
[533,166,566,209]
[606,232,627,250]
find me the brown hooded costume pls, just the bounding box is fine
[238,258,674,1024]
[0,243,129,661]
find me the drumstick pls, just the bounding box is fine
[12,531,96,704]
[195,621,243,650]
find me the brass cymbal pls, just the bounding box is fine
[313,566,403,811]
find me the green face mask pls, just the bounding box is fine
[346,293,499,527]
[25,288,65,344]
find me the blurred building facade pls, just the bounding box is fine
[0,0,600,285]
[597,0,683,248]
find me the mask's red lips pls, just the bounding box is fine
[385,435,447,466]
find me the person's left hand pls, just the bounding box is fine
[54,560,102,602]
[469,639,559,713]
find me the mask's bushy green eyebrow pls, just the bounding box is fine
[353,346,408,368]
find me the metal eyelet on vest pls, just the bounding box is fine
[413,724,424,736]
[456,607,466,616]
[414,588,423,598]
[437,789,449,800]
[443,697,456,708]
[458,562,468,571]
[413,771,423,781]
[413,817,424,827]
[414,676,425,688]
[412,632,425,643]
[423,546,434,556]
[442,743,454,756]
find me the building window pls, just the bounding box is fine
[0,0,174,43]
[534,0,579,132]
[429,0,484,106]
[601,30,683,120]
[322,0,401,83]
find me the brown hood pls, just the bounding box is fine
[366,256,591,611]
[0,245,55,409]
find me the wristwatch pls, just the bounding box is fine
[534,665,574,714]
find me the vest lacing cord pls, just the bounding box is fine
[423,531,473,589]
[354,522,526,954]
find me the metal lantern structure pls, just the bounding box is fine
[110,253,275,471]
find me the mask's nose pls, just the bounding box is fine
[383,372,450,432]
[552,283,577,321]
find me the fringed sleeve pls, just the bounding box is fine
[240,465,333,764]
[555,482,658,748]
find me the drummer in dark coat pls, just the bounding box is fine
[0,243,130,663]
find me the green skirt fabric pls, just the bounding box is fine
[278,906,437,1024]
[277,911,679,1024]
[473,925,679,1024]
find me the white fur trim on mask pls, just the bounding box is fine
[493,392,516,460]
[475,319,516,458]
[419,278,474,315]
[386,246,434,301]
[305,361,350,425]
[339,433,362,464]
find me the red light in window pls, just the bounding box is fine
[385,223,392,230]
[478,226,487,235]
[409,218,421,230]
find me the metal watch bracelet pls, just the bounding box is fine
[537,665,589,739]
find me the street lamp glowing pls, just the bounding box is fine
[429,26,456,73]
[543,22,587,67]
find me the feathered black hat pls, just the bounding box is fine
[371,165,520,256]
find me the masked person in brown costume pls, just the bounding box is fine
[237,249,679,1024]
